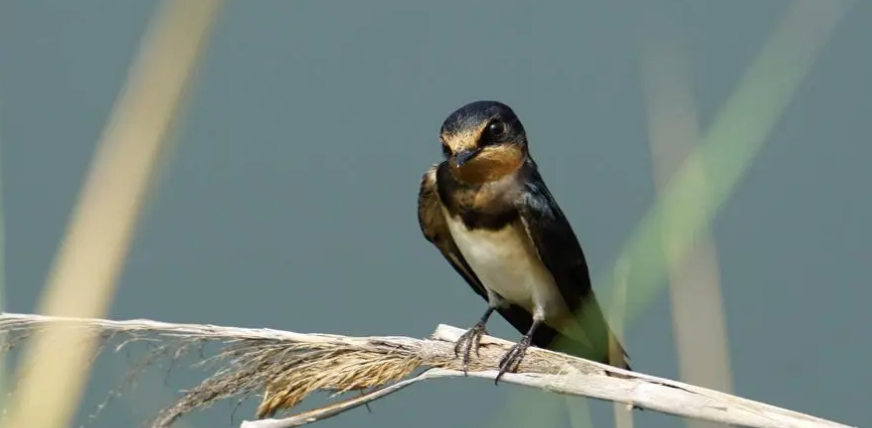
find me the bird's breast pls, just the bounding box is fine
[443,210,566,317]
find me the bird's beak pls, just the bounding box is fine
[454,148,482,167]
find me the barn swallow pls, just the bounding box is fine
[418,100,630,383]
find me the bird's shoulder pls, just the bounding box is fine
[417,163,446,243]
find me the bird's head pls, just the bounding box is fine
[439,100,528,184]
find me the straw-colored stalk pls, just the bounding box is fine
[641,25,734,428]
[0,2,222,428]
[0,312,857,428]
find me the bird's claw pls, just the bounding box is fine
[494,338,531,385]
[453,323,488,374]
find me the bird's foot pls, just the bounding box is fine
[453,321,489,374]
[494,335,533,385]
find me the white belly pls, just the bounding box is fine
[443,212,568,321]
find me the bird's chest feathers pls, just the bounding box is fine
[444,214,562,313]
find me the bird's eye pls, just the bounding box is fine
[486,121,505,137]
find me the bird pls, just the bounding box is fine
[417,100,630,383]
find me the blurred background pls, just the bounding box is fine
[0,1,869,428]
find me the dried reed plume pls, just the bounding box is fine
[0,312,858,428]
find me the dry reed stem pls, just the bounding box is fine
[608,258,634,428]
[0,312,858,428]
[1,2,222,428]
[643,27,735,395]
[642,25,734,428]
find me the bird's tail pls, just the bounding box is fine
[543,326,630,371]
[539,300,631,371]
[606,326,631,371]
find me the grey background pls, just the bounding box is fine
[1,1,869,428]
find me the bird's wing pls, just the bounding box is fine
[417,164,489,300]
[516,167,630,367]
